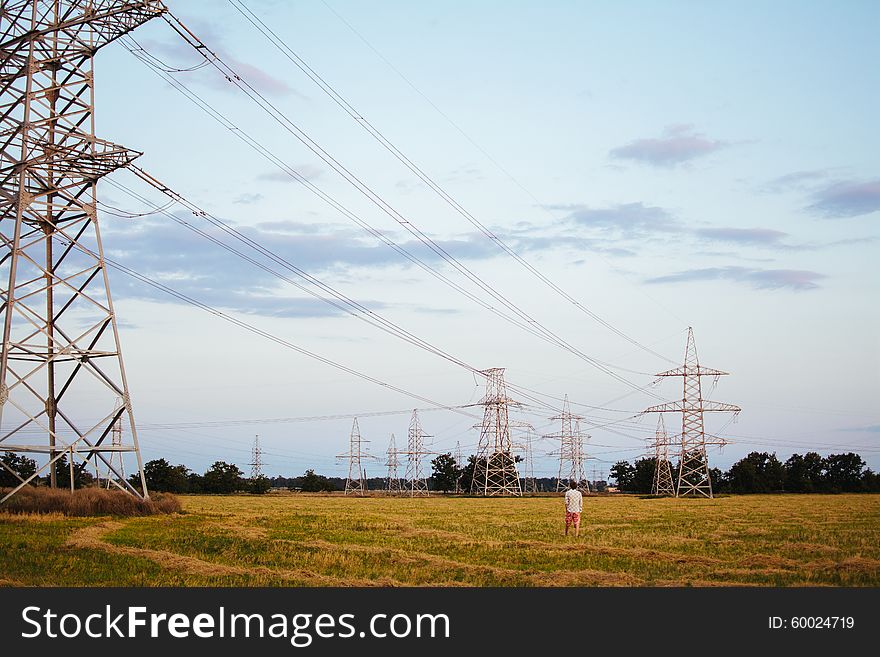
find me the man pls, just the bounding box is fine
[564,479,582,537]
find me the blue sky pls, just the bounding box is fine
[84,0,879,479]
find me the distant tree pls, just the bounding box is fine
[0,452,37,487]
[727,452,785,493]
[823,453,866,492]
[431,453,460,493]
[784,452,825,492]
[709,467,728,493]
[458,455,480,492]
[610,460,635,490]
[139,458,191,493]
[862,468,880,493]
[248,475,272,494]
[299,469,334,492]
[45,454,94,489]
[630,457,656,493]
[202,461,243,494]
[187,472,204,493]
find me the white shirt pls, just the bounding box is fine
[564,488,583,513]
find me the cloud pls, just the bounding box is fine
[233,193,263,205]
[646,266,826,291]
[693,227,790,247]
[808,179,880,218]
[134,19,300,99]
[609,124,727,167]
[101,215,504,317]
[547,202,679,236]
[762,169,831,193]
[257,165,324,183]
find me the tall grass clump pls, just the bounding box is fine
[0,487,181,516]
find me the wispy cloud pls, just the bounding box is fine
[609,124,727,167]
[546,202,679,236]
[257,165,324,183]
[762,169,832,193]
[693,227,790,247]
[808,179,880,218]
[135,19,300,99]
[646,266,826,291]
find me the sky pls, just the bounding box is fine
[73,0,880,480]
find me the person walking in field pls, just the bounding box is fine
[564,479,582,537]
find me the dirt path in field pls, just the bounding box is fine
[296,538,645,586]
[64,520,400,586]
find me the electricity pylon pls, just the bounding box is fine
[401,409,431,496]
[644,327,740,498]
[249,435,263,480]
[384,433,402,495]
[522,431,538,494]
[453,440,463,493]
[103,397,126,489]
[336,418,375,496]
[650,415,675,496]
[546,395,590,493]
[0,1,167,504]
[471,368,522,496]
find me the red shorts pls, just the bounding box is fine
[565,511,581,527]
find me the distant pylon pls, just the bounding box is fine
[546,395,590,493]
[522,431,538,494]
[471,368,522,496]
[249,435,263,480]
[454,440,463,493]
[644,327,740,498]
[336,418,375,496]
[402,410,431,496]
[651,416,675,496]
[384,433,402,495]
[104,398,126,489]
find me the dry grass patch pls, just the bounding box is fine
[1,487,180,516]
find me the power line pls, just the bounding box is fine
[226,0,677,367]
[142,14,669,400]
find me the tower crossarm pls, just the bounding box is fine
[654,366,729,378]
[1,1,166,67]
[644,400,741,413]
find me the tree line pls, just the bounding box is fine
[610,451,880,494]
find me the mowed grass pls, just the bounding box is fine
[2,494,878,586]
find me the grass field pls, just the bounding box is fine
[1,493,878,587]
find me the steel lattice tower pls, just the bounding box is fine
[650,415,675,496]
[0,1,166,504]
[402,409,431,497]
[337,418,373,496]
[102,396,125,489]
[384,433,402,495]
[453,440,463,493]
[546,395,590,493]
[522,430,538,494]
[644,327,740,498]
[471,368,521,496]
[249,435,263,480]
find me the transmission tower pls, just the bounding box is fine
[0,1,166,504]
[249,435,263,480]
[336,418,375,496]
[401,409,431,496]
[471,368,522,496]
[103,397,126,489]
[546,395,590,493]
[454,440,463,493]
[650,415,675,496]
[384,433,402,495]
[522,431,538,494]
[644,327,740,498]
